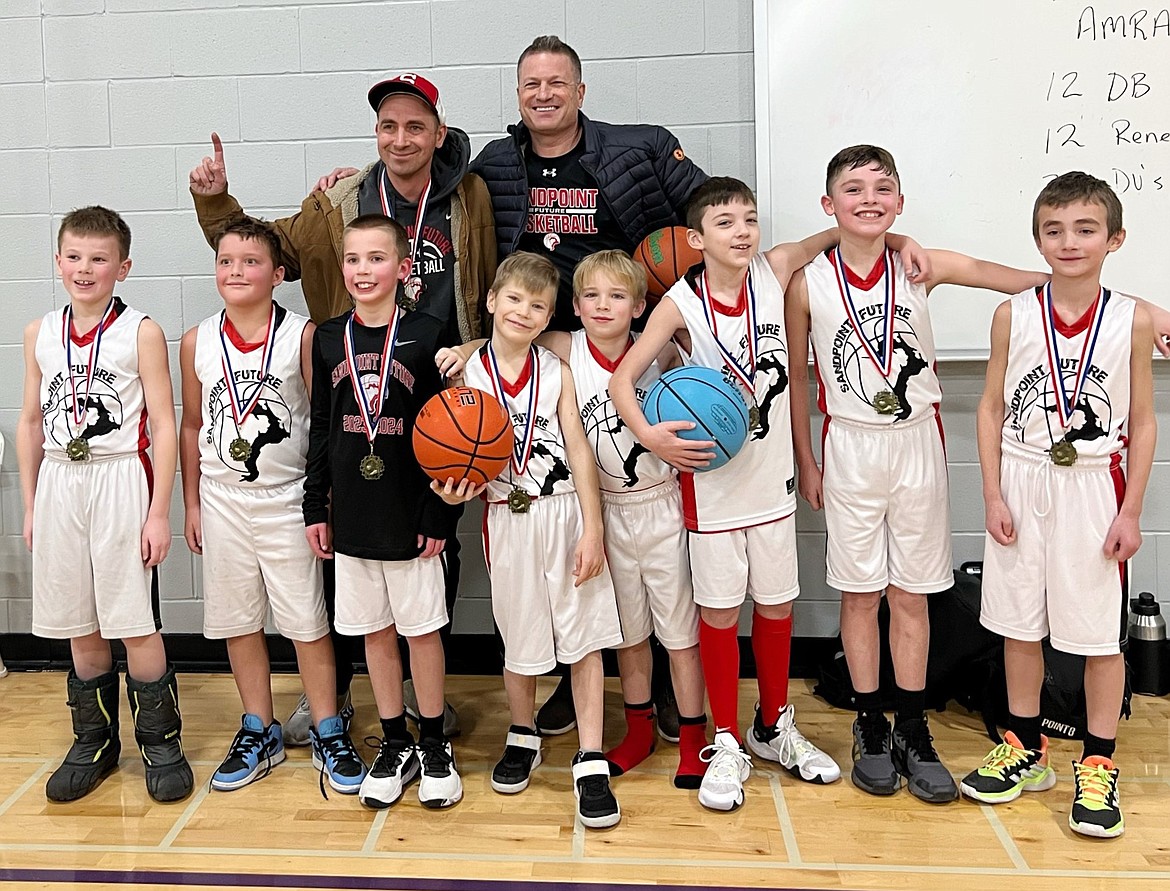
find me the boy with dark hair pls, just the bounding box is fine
[18,206,193,804]
[303,214,462,811]
[786,145,1050,803]
[960,172,1155,839]
[180,217,365,794]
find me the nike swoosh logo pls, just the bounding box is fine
[396,340,417,346]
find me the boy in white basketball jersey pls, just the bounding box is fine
[17,206,193,804]
[303,215,461,812]
[179,218,365,795]
[959,172,1155,839]
[439,250,709,789]
[786,146,1051,804]
[611,178,930,812]
[436,252,624,829]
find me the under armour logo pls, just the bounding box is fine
[542,168,557,177]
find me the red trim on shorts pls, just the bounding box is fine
[680,471,698,530]
[481,498,491,571]
[1110,456,1127,588]
[137,409,153,494]
[812,346,828,417]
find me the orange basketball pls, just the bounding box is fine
[413,387,513,486]
[634,226,703,304]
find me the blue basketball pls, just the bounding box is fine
[642,366,750,471]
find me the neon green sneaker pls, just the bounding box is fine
[1069,756,1124,838]
[959,731,1055,804]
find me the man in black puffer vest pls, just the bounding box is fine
[471,35,708,332]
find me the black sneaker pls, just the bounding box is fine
[891,717,958,803]
[535,674,576,736]
[572,751,620,829]
[654,680,680,744]
[1069,757,1124,838]
[850,715,900,796]
[491,727,542,794]
[358,738,419,809]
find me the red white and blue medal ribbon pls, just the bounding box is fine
[485,343,539,479]
[218,306,276,436]
[379,170,431,303]
[62,298,117,438]
[833,247,896,382]
[1041,283,1108,433]
[343,308,401,449]
[697,269,758,404]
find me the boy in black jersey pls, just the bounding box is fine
[303,215,460,811]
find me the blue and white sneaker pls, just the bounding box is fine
[310,714,367,795]
[211,714,285,791]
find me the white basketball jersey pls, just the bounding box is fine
[1002,287,1134,460]
[194,306,311,487]
[804,249,941,426]
[569,330,673,494]
[36,300,150,459]
[464,344,575,501]
[668,254,795,532]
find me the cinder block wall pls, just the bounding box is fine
[1,1,1165,639]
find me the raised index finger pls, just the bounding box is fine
[211,131,224,164]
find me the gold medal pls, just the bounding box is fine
[872,389,901,415]
[1049,439,1078,467]
[507,487,532,514]
[748,405,761,431]
[360,453,385,480]
[229,437,252,462]
[66,437,90,462]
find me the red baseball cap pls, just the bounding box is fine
[368,73,446,124]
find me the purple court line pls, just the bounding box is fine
[0,870,837,891]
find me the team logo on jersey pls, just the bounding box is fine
[543,233,561,252]
[504,412,571,495]
[1007,361,1112,448]
[580,389,655,488]
[207,377,292,482]
[830,310,927,422]
[719,323,789,440]
[41,374,124,450]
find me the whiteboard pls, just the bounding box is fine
[754,0,1170,358]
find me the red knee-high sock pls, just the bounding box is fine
[674,714,708,789]
[752,611,793,726]
[699,619,741,740]
[604,701,655,776]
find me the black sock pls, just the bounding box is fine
[678,712,707,726]
[894,686,926,729]
[509,723,538,737]
[624,699,653,711]
[1008,712,1042,751]
[418,714,445,743]
[380,713,412,743]
[855,689,884,723]
[1082,732,1116,762]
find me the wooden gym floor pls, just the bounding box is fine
[0,672,1167,891]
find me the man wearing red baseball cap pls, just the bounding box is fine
[189,72,495,747]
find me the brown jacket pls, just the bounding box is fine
[193,160,496,339]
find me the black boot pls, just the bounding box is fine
[46,670,121,802]
[126,666,194,802]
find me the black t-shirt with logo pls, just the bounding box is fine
[517,141,627,330]
[388,189,459,350]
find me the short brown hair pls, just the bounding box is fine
[825,145,900,194]
[57,206,131,261]
[573,250,647,305]
[517,35,582,83]
[491,251,559,297]
[343,214,410,261]
[1032,171,1124,239]
[685,177,757,232]
[212,217,283,267]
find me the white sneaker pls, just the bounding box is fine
[746,703,841,784]
[417,738,463,809]
[358,738,419,809]
[698,731,752,811]
[283,689,352,748]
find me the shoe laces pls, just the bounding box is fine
[314,728,360,801]
[577,773,613,805]
[700,739,751,780]
[226,726,267,760]
[1073,760,1116,808]
[899,720,940,763]
[856,719,890,757]
[979,740,1029,777]
[418,738,453,777]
